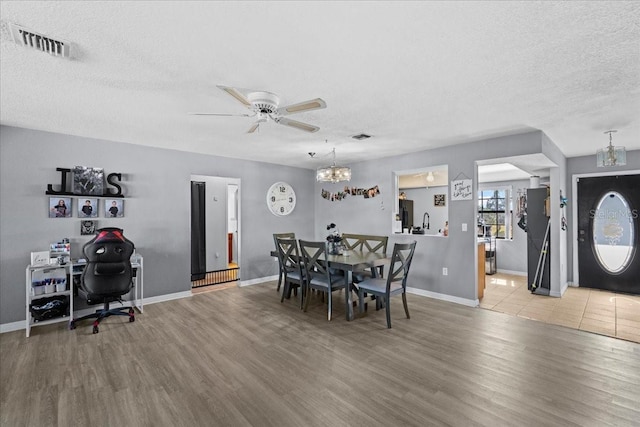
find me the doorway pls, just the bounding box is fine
[190,175,241,290]
[576,174,639,294]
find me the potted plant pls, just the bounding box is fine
[326,223,344,255]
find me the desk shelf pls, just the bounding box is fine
[26,263,73,337]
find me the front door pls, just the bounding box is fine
[577,174,640,294]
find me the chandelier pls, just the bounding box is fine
[316,147,351,183]
[597,130,626,167]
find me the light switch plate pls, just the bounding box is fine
[462,223,467,232]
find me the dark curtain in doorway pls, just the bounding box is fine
[191,181,206,281]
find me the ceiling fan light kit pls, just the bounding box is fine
[190,85,326,134]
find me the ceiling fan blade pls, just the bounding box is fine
[276,98,326,116]
[188,112,252,117]
[247,123,260,134]
[275,117,320,133]
[216,85,251,107]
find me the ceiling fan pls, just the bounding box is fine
[190,85,327,133]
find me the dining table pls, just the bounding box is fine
[271,248,390,321]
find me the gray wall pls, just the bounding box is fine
[0,125,315,324]
[565,150,640,283]
[314,130,553,303]
[1,126,571,325]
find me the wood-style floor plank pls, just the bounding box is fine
[1,282,639,426]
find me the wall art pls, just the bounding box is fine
[321,185,380,202]
[77,198,98,218]
[73,166,104,196]
[105,199,124,218]
[49,197,72,218]
[80,220,97,235]
[451,179,473,201]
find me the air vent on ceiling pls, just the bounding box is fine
[352,133,372,140]
[8,23,70,57]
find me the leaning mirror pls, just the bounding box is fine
[393,165,449,237]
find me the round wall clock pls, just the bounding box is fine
[267,182,296,216]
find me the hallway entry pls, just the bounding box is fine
[190,176,240,290]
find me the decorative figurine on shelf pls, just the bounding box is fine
[326,223,345,255]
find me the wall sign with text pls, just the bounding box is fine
[451,179,472,201]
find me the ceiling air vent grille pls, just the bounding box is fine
[8,23,70,57]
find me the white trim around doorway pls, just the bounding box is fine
[571,169,640,287]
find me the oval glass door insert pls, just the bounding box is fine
[592,191,635,274]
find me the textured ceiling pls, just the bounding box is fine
[1,1,639,170]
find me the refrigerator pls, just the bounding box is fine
[399,200,413,230]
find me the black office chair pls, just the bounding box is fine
[70,227,136,334]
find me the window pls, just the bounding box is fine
[478,188,512,239]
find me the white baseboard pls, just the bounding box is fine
[406,286,478,307]
[239,275,277,287]
[0,291,193,335]
[496,269,527,276]
[0,320,24,334]
[143,291,192,305]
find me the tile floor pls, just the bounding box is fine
[479,273,640,343]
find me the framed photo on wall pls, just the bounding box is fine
[78,198,98,218]
[434,194,446,207]
[105,199,124,218]
[49,197,72,218]
[73,166,104,196]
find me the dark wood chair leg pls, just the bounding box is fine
[385,296,392,328]
[402,292,410,319]
[280,282,290,303]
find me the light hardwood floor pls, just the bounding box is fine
[1,282,639,426]
[480,273,640,343]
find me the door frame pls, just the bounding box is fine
[571,169,640,286]
[190,174,242,279]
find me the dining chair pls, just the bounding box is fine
[342,234,389,281]
[357,241,417,328]
[275,237,304,307]
[273,232,295,292]
[299,240,346,321]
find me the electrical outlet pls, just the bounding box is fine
[442,267,448,276]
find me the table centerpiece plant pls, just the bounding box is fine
[326,223,345,255]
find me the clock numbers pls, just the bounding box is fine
[267,182,296,216]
